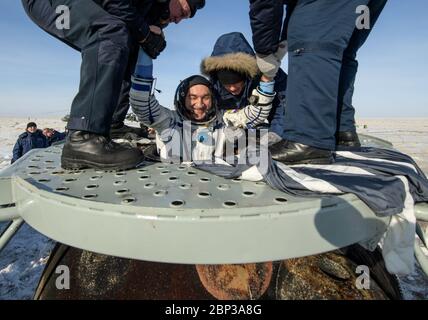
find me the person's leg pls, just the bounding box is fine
[58,0,132,135]
[21,0,78,49]
[283,0,371,151]
[22,0,144,169]
[337,0,388,135]
[23,0,131,135]
[269,69,288,142]
[268,91,286,144]
[109,42,149,139]
[110,42,149,139]
[111,80,132,128]
[111,42,139,127]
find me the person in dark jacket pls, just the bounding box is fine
[201,32,287,145]
[43,128,67,145]
[12,122,49,164]
[21,0,205,170]
[249,0,387,164]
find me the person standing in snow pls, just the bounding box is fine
[43,128,66,145]
[12,122,49,163]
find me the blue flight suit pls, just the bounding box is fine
[250,0,387,150]
[21,0,168,135]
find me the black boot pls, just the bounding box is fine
[269,140,334,165]
[336,131,361,148]
[110,122,148,140]
[61,131,145,170]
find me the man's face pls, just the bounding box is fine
[169,0,191,24]
[185,84,212,122]
[43,129,53,138]
[27,126,37,133]
[223,81,245,96]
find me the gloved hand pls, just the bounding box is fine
[248,87,276,107]
[223,109,247,128]
[140,30,166,59]
[223,88,276,129]
[256,40,288,79]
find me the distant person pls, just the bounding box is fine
[11,122,49,164]
[201,32,287,145]
[43,128,66,145]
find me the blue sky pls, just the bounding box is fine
[0,0,427,118]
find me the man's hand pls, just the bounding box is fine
[256,40,288,80]
[223,109,247,128]
[149,25,162,35]
[140,25,166,59]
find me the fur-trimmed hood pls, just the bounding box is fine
[201,52,259,79]
[201,32,260,80]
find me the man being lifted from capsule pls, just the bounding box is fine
[130,51,277,165]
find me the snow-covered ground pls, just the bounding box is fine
[0,117,427,300]
[0,224,55,299]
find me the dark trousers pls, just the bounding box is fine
[284,0,387,150]
[111,42,140,127]
[22,0,134,135]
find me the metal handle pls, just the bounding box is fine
[0,218,24,254]
[414,240,428,278]
[0,203,20,222]
[416,203,428,222]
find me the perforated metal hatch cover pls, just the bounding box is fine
[10,147,312,210]
[2,133,392,210]
[0,138,391,264]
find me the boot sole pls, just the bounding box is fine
[61,156,145,171]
